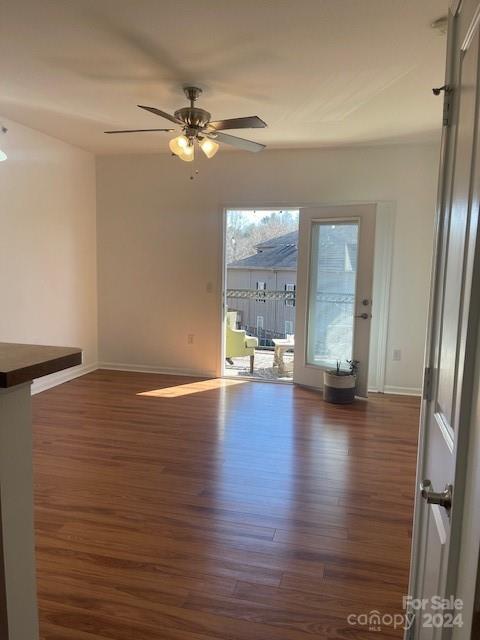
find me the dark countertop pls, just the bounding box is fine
[0,343,82,388]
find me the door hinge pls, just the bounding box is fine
[443,88,454,127]
[423,366,432,401]
[433,85,454,127]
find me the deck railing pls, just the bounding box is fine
[226,289,355,346]
[226,289,295,302]
[226,289,354,304]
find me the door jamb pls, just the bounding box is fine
[370,202,395,393]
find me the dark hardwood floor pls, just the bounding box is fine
[32,370,420,639]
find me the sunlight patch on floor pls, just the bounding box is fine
[137,378,248,398]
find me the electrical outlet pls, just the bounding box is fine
[393,349,401,362]
[187,334,194,345]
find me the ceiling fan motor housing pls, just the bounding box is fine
[175,107,211,130]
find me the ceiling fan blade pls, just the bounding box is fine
[209,131,265,152]
[138,105,183,124]
[207,116,267,131]
[104,128,175,134]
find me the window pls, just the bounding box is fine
[256,316,264,331]
[285,283,296,307]
[285,320,294,336]
[256,281,266,303]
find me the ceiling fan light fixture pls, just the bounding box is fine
[169,134,189,156]
[178,142,195,162]
[199,137,219,159]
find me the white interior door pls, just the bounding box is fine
[408,2,480,638]
[293,204,376,396]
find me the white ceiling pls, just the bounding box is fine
[0,0,448,154]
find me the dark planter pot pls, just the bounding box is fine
[323,371,356,404]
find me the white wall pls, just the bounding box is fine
[0,117,98,388]
[96,143,439,392]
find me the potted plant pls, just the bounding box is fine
[323,360,359,404]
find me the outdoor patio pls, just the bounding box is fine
[225,348,294,381]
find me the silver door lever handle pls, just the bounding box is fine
[355,313,369,319]
[420,479,453,512]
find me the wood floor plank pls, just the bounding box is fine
[233,580,396,616]
[33,370,420,639]
[281,571,406,604]
[37,533,284,587]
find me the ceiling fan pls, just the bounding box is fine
[105,86,267,161]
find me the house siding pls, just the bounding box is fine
[226,269,297,339]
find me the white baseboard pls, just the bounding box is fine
[383,385,422,397]
[97,361,217,379]
[30,361,421,397]
[31,362,98,395]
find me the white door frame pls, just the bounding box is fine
[368,201,395,393]
[218,201,395,390]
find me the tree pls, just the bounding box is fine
[226,210,298,263]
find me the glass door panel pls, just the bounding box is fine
[306,221,359,369]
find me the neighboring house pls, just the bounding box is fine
[227,231,298,341]
[308,224,358,363]
[227,226,358,357]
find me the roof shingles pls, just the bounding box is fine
[228,228,357,273]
